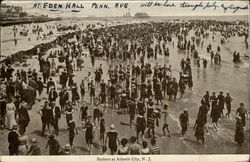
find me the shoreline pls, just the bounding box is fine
[1,15,248,27]
[0,20,132,65]
[0,31,75,64]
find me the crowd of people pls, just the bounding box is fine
[0,19,249,155]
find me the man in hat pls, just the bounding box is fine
[8,124,20,155]
[179,109,189,138]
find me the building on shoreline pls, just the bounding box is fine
[0,3,25,19]
[134,12,150,18]
[1,3,62,26]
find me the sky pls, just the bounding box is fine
[2,0,249,17]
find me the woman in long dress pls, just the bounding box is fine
[5,98,17,129]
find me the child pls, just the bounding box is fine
[141,141,150,155]
[150,138,160,154]
[118,138,129,155]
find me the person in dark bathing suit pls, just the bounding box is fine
[180,109,189,138]
[105,124,120,155]
[225,93,233,118]
[84,116,94,154]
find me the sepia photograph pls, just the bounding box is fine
[0,0,249,161]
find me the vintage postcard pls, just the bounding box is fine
[0,0,249,161]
